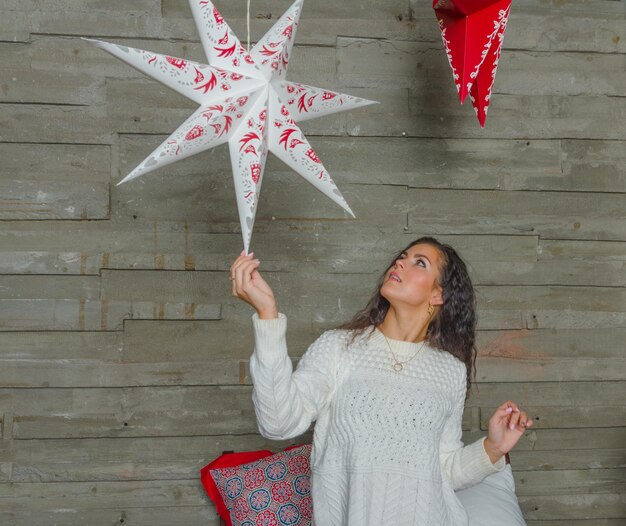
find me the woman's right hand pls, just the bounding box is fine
[230,250,278,319]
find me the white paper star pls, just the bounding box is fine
[86,0,376,252]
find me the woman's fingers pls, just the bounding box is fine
[230,251,253,279]
[520,411,528,428]
[234,258,257,294]
[493,400,519,423]
[498,403,533,431]
[490,400,536,432]
[498,400,519,413]
[234,260,263,308]
[508,409,521,430]
[240,259,258,294]
[230,253,254,285]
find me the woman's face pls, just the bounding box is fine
[380,243,444,309]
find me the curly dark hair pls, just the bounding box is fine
[337,236,477,395]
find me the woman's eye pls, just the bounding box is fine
[416,259,425,267]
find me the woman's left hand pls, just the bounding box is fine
[484,400,534,463]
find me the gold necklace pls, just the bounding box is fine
[379,329,426,372]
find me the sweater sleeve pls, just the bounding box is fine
[439,366,506,491]
[249,312,342,441]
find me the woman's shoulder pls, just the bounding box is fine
[307,326,373,354]
[297,328,355,369]
[314,327,357,347]
[427,344,467,377]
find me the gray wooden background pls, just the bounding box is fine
[1,0,625,524]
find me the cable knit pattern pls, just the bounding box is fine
[249,313,506,526]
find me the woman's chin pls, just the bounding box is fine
[380,284,400,303]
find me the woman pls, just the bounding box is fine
[230,237,532,525]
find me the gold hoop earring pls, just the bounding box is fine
[428,303,435,316]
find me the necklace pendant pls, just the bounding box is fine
[393,362,404,372]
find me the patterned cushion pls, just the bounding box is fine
[207,444,313,526]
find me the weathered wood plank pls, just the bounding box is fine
[337,38,626,97]
[475,328,626,382]
[509,449,626,472]
[519,493,626,521]
[0,142,110,219]
[468,381,625,408]
[527,521,626,526]
[477,355,626,383]
[0,223,538,274]
[0,359,237,387]
[3,434,309,482]
[525,309,626,330]
[2,386,257,439]
[469,260,625,287]
[0,275,101,299]
[0,323,245,386]
[0,331,122,360]
[0,179,110,220]
[349,92,626,140]
[407,188,626,241]
[513,469,626,496]
[0,144,110,181]
[0,507,220,526]
[539,239,626,262]
[560,140,626,193]
[0,479,207,509]
[0,68,103,105]
[0,14,29,43]
[0,103,111,144]
[0,299,221,331]
[1,0,162,39]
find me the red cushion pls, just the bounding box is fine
[201,444,311,526]
[201,450,274,525]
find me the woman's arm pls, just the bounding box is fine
[249,313,341,440]
[231,251,340,440]
[439,371,506,491]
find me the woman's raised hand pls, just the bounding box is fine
[230,250,278,319]
[484,400,534,464]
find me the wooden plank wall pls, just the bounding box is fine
[1,0,625,523]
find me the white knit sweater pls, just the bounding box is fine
[249,313,505,526]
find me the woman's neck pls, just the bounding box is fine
[378,306,430,343]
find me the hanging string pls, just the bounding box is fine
[246,0,251,52]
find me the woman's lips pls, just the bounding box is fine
[389,272,401,283]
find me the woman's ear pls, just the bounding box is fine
[431,288,444,306]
